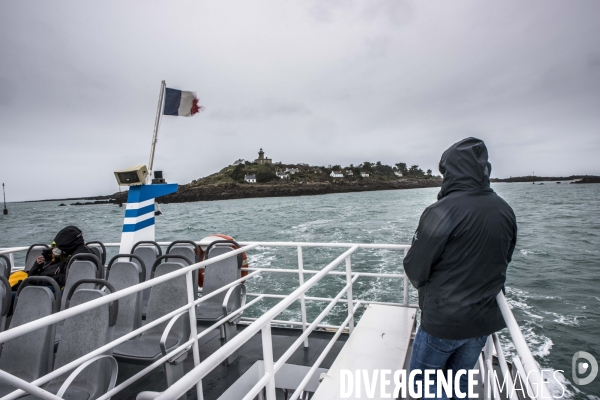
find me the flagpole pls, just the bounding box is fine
[148,80,166,181]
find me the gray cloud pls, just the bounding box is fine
[1,0,599,201]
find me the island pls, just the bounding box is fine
[89,149,442,205]
[56,149,600,205]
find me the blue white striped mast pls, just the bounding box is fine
[117,80,177,254]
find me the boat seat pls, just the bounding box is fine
[166,240,200,297]
[114,260,190,363]
[86,241,107,267]
[0,254,11,279]
[21,279,118,400]
[60,254,103,311]
[196,246,244,322]
[131,241,162,315]
[136,391,161,400]
[55,254,103,343]
[196,243,245,365]
[0,276,11,332]
[312,304,416,400]
[106,254,146,339]
[24,244,49,272]
[0,277,61,397]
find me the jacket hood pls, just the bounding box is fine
[438,137,492,200]
[54,225,85,256]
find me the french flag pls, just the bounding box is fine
[163,88,202,116]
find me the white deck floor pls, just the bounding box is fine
[313,304,416,400]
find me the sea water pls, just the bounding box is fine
[1,182,598,399]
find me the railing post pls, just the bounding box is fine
[483,336,496,400]
[403,249,409,306]
[478,355,489,400]
[492,333,518,400]
[261,324,277,400]
[185,271,204,400]
[497,292,551,399]
[8,253,14,272]
[297,246,309,348]
[345,255,354,334]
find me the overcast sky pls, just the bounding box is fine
[1,0,599,201]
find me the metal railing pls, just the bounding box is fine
[0,241,551,400]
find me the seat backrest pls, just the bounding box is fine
[53,280,117,398]
[89,247,103,265]
[133,246,160,310]
[0,276,12,332]
[167,246,196,265]
[25,244,49,272]
[0,277,60,382]
[86,241,106,266]
[145,262,190,338]
[0,255,11,279]
[167,245,198,297]
[133,246,159,282]
[61,255,102,310]
[106,260,143,337]
[204,247,241,307]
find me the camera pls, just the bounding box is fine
[41,249,52,262]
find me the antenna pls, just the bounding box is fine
[2,183,7,215]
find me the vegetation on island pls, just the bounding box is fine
[188,160,438,187]
[57,157,444,204]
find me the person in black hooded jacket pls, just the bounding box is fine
[404,138,517,398]
[53,225,93,259]
[29,226,93,287]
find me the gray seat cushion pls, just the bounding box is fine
[195,302,233,321]
[0,286,55,387]
[107,261,143,338]
[61,261,98,310]
[52,290,114,399]
[197,247,242,322]
[21,387,90,400]
[114,262,189,363]
[112,333,180,361]
[25,248,44,272]
[133,246,159,314]
[0,257,10,278]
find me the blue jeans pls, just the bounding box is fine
[409,327,487,399]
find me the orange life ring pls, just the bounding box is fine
[198,234,248,287]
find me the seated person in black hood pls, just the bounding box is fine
[29,243,69,287]
[404,138,517,398]
[29,226,93,288]
[53,225,93,259]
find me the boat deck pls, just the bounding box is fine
[114,324,350,400]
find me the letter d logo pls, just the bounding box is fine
[572,351,598,386]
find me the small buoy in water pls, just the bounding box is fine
[2,183,7,215]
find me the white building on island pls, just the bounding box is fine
[276,171,289,179]
[361,172,370,178]
[330,171,344,178]
[245,174,256,183]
